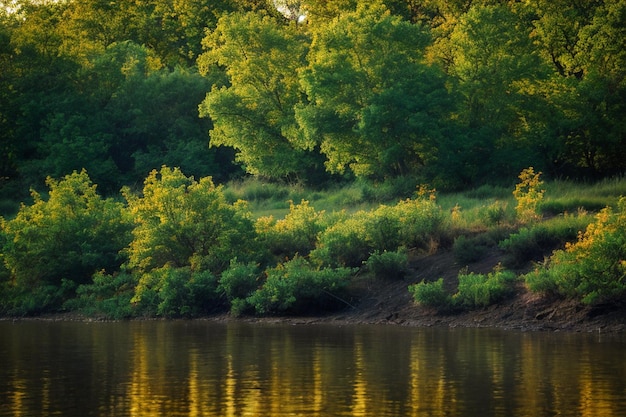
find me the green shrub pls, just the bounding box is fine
[0,170,132,314]
[311,192,444,267]
[499,213,592,267]
[408,278,452,310]
[219,259,260,307]
[124,166,257,276]
[365,250,409,279]
[365,205,402,251]
[480,200,512,226]
[310,212,370,267]
[453,269,517,310]
[395,196,445,250]
[64,270,137,319]
[131,266,219,318]
[0,282,70,316]
[523,198,626,305]
[523,267,560,297]
[247,257,354,315]
[255,200,325,258]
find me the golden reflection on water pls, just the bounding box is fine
[1,322,626,417]
[350,336,367,416]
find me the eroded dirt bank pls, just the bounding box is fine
[6,250,626,333]
[238,250,626,333]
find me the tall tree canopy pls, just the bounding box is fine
[1,0,625,202]
[297,1,452,178]
[198,12,316,180]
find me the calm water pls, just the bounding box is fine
[1,321,625,417]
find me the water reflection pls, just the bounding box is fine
[1,321,625,417]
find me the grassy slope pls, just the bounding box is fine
[223,176,626,331]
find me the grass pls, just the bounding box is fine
[222,176,625,224]
[222,177,413,218]
[222,175,625,272]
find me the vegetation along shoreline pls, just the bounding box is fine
[1,2,625,331]
[2,170,625,334]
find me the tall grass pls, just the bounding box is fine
[222,176,626,234]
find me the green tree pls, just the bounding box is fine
[125,166,257,275]
[297,1,452,178]
[198,11,315,180]
[0,170,132,313]
[124,167,258,314]
[437,4,549,183]
[529,0,626,177]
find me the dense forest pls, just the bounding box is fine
[1,0,625,198]
[1,0,625,318]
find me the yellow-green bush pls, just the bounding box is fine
[310,212,370,267]
[408,278,452,310]
[523,198,626,305]
[255,200,326,259]
[365,249,409,279]
[0,170,132,314]
[453,269,517,309]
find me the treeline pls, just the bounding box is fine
[1,0,625,205]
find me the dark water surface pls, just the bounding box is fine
[1,321,625,416]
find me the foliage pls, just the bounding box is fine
[311,191,443,267]
[408,278,452,311]
[365,205,403,252]
[394,193,445,250]
[218,259,260,315]
[435,5,548,182]
[0,170,132,314]
[513,167,545,223]
[2,0,626,318]
[255,200,326,259]
[310,212,370,268]
[131,266,219,318]
[198,11,314,179]
[365,250,409,280]
[499,212,592,268]
[453,268,517,310]
[64,270,137,320]
[246,257,354,315]
[410,267,517,312]
[297,1,452,178]
[124,166,258,313]
[124,166,256,275]
[523,198,626,305]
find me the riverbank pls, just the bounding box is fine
[237,249,626,333]
[9,249,625,334]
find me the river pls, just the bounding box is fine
[1,321,625,416]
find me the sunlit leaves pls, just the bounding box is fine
[0,170,132,294]
[124,166,256,275]
[513,167,544,223]
[198,12,313,178]
[524,197,626,305]
[297,1,450,177]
